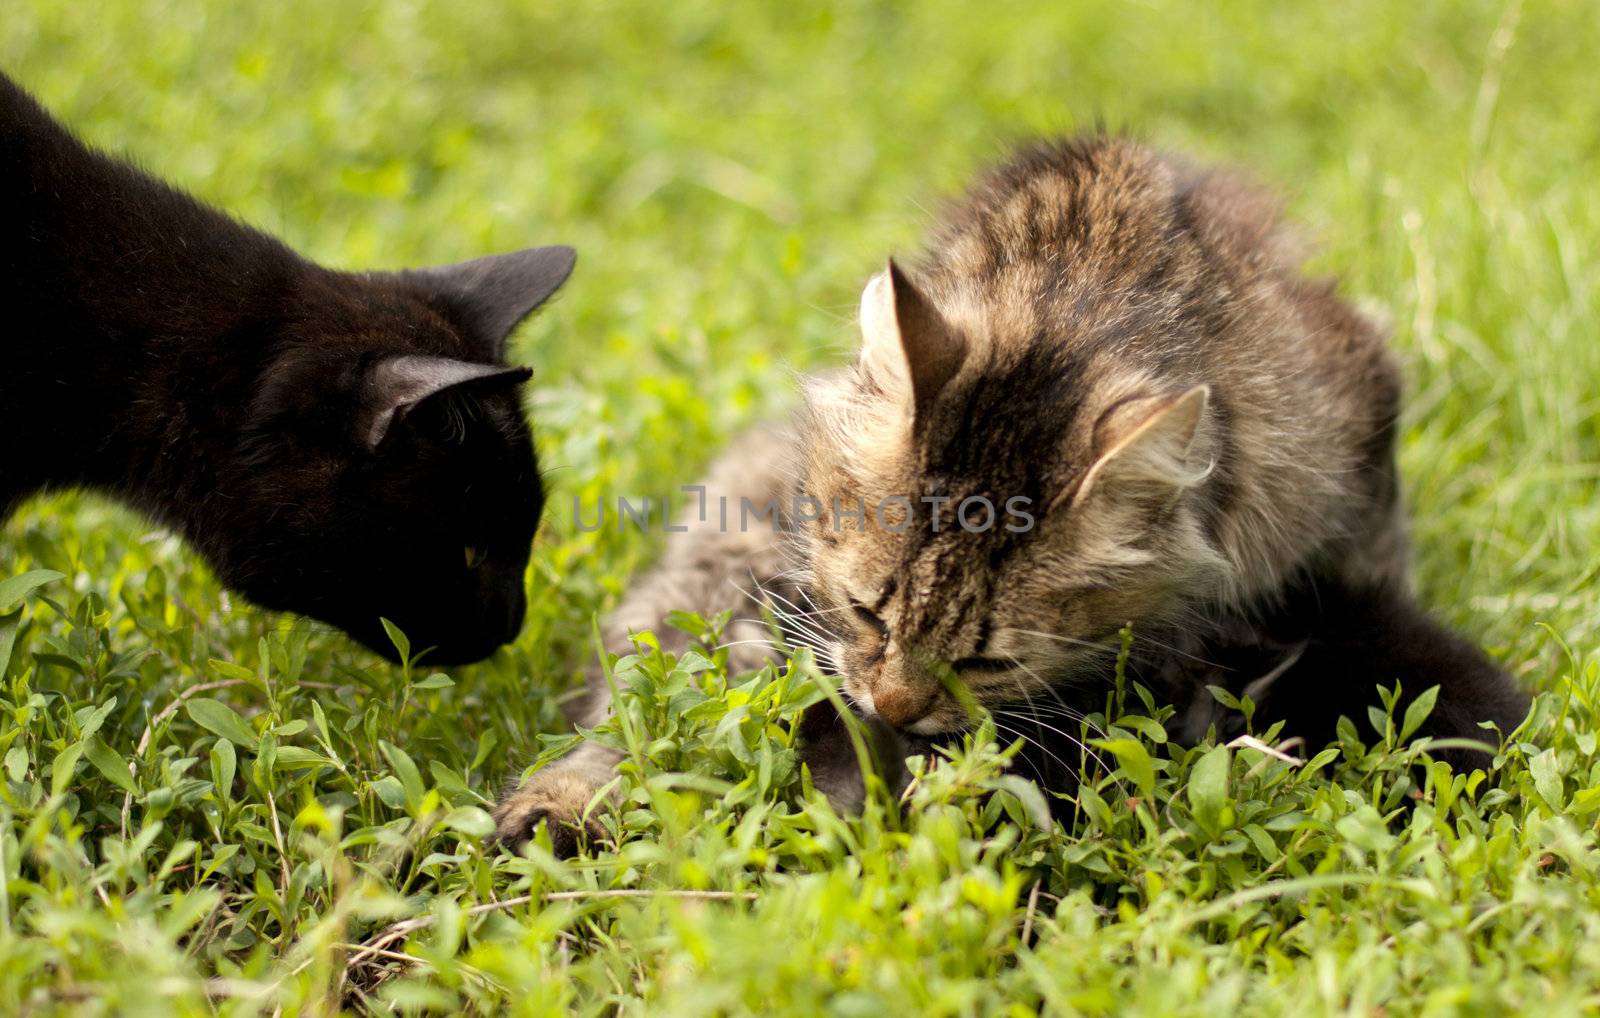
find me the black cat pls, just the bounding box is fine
[1,71,573,664]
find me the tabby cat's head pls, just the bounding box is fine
[797,262,1227,733]
[209,246,574,664]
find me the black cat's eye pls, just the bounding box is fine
[952,656,1014,674]
[464,545,486,570]
[852,603,887,637]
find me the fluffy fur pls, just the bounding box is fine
[494,136,1526,851]
[1,72,574,663]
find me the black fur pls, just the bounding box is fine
[1202,580,1529,767]
[0,72,575,663]
[888,581,1530,816]
[1017,576,1531,800]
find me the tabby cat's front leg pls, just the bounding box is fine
[492,731,622,855]
[492,696,909,854]
[495,426,803,856]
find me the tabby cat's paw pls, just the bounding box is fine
[492,769,608,858]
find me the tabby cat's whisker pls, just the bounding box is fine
[987,720,1055,787]
[1002,653,1110,743]
[989,719,1074,784]
[1006,628,1117,652]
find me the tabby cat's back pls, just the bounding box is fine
[491,135,1525,851]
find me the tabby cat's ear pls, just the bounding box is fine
[406,245,576,359]
[1069,385,1212,508]
[858,259,965,418]
[361,355,532,451]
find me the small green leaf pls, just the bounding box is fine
[380,740,426,811]
[1569,786,1600,816]
[83,734,138,794]
[1400,685,1441,742]
[0,570,65,613]
[371,775,408,811]
[470,729,499,772]
[0,612,21,678]
[677,650,715,675]
[1118,715,1169,744]
[51,742,84,797]
[1188,745,1231,830]
[1530,748,1564,811]
[208,659,258,683]
[665,610,708,637]
[187,698,259,750]
[380,618,410,665]
[441,806,495,838]
[33,653,90,678]
[990,774,1053,829]
[1206,685,1242,712]
[1094,738,1155,799]
[413,673,454,690]
[211,739,237,803]
[78,698,118,741]
[4,745,27,782]
[1335,804,1394,853]
[253,733,278,788]
[272,746,333,770]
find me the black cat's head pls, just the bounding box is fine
[215,245,575,664]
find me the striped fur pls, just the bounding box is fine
[495,136,1437,849]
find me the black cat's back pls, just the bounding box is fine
[2,71,575,663]
[1251,581,1528,760]
[1165,577,1528,768]
[3,72,293,503]
[1,70,294,341]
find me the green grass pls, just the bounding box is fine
[3,0,1598,1013]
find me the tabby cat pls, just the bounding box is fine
[494,136,1526,852]
[1,72,573,663]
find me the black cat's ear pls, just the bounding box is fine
[407,245,576,359]
[361,355,532,450]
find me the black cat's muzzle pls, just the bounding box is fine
[325,575,527,666]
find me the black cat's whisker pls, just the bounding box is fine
[1118,630,1231,671]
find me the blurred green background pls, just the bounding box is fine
[2,1,1597,1013]
[8,0,1595,674]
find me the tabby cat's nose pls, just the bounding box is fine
[868,680,934,728]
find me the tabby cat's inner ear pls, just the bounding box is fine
[407,245,576,360]
[1069,384,1212,508]
[361,355,532,451]
[858,259,965,417]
